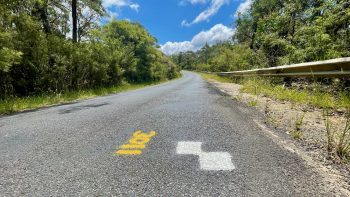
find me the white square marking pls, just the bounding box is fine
[199,152,235,171]
[176,141,202,155]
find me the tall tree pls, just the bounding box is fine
[33,0,51,34]
[77,0,105,41]
[72,0,77,42]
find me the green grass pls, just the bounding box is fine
[290,130,303,140]
[290,113,306,140]
[199,73,234,83]
[0,81,166,115]
[240,78,350,110]
[200,73,350,110]
[247,98,258,107]
[323,111,350,161]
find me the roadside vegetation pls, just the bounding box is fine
[240,77,350,110]
[0,81,170,115]
[201,72,350,163]
[201,73,350,111]
[0,1,179,114]
[200,73,233,83]
[323,111,350,161]
[172,0,349,72]
[290,112,306,140]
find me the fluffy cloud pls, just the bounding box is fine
[161,24,234,55]
[180,0,208,5]
[107,10,119,21]
[102,0,140,11]
[182,0,229,26]
[234,0,252,17]
[129,3,140,12]
[161,41,194,55]
[102,0,139,22]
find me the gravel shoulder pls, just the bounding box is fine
[204,77,350,195]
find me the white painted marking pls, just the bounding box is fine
[200,152,235,171]
[176,141,202,155]
[176,141,235,171]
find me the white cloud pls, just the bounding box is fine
[161,24,234,55]
[129,3,140,12]
[102,0,139,22]
[100,9,120,23]
[161,41,194,55]
[181,20,190,27]
[180,0,208,5]
[107,10,119,20]
[188,0,208,4]
[103,0,127,7]
[234,0,252,17]
[182,0,229,26]
[102,0,140,11]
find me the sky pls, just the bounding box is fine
[101,0,253,55]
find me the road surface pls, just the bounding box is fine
[0,72,335,196]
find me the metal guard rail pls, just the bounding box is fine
[214,57,350,77]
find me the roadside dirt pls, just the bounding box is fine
[205,78,350,195]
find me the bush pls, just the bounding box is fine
[0,18,179,99]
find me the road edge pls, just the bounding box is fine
[201,76,350,196]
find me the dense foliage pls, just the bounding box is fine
[172,43,267,71]
[172,0,350,71]
[0,0,178,99]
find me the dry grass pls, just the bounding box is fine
[0,82,164,115]
[323,111,350,161]
[290,112,306,140]
[200,73,350,110]
[199,73,233,83]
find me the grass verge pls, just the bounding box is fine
[0,80,169,115]
[200,73,234,83]
[199,73,350,110]
[200,72,350,162]
[323,111,350,161]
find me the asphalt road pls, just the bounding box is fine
[0,71,336,196]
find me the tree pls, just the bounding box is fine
[0,1,179,99]
[72,0,77,42]
[178,0,349,71]
[77,0,105,41]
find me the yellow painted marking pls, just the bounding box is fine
[133,130,157,138]
[120,144,146,149]
[129,137,150,145]
[116,149,142,155]
[115,130,157,156]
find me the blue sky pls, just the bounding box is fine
[102,0,252,54]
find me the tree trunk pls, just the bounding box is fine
[33,0,51,34]
[250,21,257,51]
[72,0,78,42]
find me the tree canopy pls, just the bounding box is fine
[172,0,350,72]
[0,0,179,99]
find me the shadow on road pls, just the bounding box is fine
[59,102,110,114]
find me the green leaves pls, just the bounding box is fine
[0,31,22,72]
[0,47,22,72]
[233,0,350,67]
[173,0,349,74]
[0,2,179,99]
